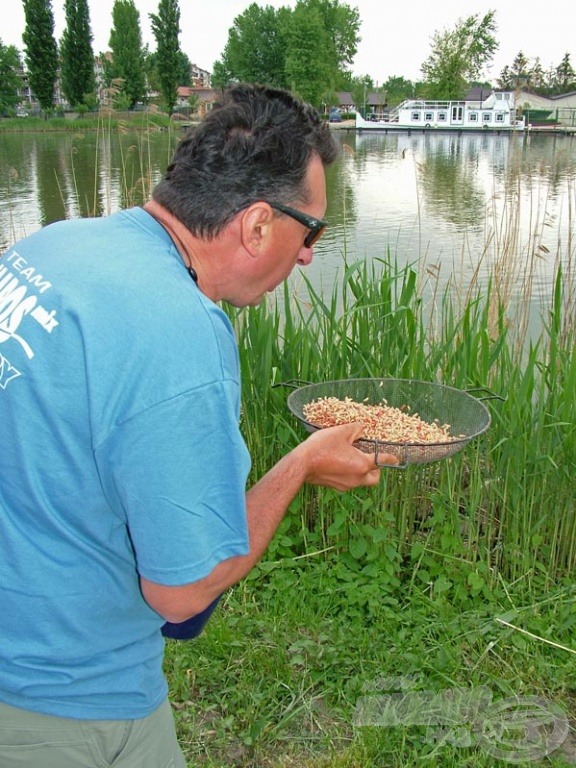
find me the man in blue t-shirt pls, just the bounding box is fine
[0,84,398,767]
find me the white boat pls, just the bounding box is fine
[356,91,525,132]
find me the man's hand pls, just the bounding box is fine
[296,422,399,491]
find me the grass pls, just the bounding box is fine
[165,255,576,766]
[165,567,576,767]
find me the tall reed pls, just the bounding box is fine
[232,256,576,595]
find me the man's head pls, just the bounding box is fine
[152,84,339,240]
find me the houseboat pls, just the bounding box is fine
[356,91,525,132]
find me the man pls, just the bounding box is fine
[0,84,396,767]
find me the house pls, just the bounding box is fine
[189,64,211,88]
[331,90,387,119]
[464,87,576,127]
[94,52,113,105]
[365,91,387,120]
[176,86,195,108]
[515,89,576,125]
[176,87,219,117]
[15,63,68,113]
[463,86,496,103]
[334,91,355,113]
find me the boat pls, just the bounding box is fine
[356,91,525,132]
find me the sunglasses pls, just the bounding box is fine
[266,202,328,249]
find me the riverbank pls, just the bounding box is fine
[4,114,573,137]
[0,112,173,133]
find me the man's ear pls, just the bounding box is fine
[239,202,275,257]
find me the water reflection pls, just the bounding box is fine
[306,131,576,314]
[1,127,575,318]
[0,129,175,250]
[506,133,576,194]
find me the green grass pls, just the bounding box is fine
[165,255,576,766]
[165,566,576,767]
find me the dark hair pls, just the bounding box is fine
[152,83,339,238]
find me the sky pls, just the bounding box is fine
[1,0,574,86]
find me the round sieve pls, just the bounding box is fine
[286,378,492,467]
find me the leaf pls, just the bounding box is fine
[349,537,368,559]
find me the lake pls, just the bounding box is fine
[1,126,575,332]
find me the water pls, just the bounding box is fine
[314,130,576,303]
[1,127,575,328]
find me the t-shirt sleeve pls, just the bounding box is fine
[95,378,251,586]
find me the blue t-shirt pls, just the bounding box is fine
[0,208,251,719]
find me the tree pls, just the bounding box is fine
[176,50,192,86]
[381,75,415,107]
[284,2,331,105]
[214,0,360,101]
[420,10,498,99]
[497,64,513,90]
[500,52,543,93]
[22,0,58,113]
[107,0,146,108]
[214,3,288,88]
[210,59,232,90]
[306,0,360,77]
[0,41,22,114]
[149,0,181,114]
[60,0,96,109]
[145,48,190,97]
[529,57,546,92]
[555,53,576,94]
[510,50,530,88]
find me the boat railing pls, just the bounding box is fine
[397,100,494,111]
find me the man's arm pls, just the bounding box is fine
[140,422,396,623]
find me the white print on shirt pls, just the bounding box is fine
[0,251,58,361]
[0,353,21,389]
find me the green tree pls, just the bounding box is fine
[284,1,331,105]
[306,0,360,77]
[498,51,554,92]
[214,0,359,101]
[421,10,498,99]
[145,48,190,96]
[382,75,415,106]
[22,0,58,113]
[210,59,232,90]
[107,0,146,108]
[510,50,530,88]
[497,64,513,90]
[555,53,576,94]
[60,0,96,108]
[529,57,546,92]
[149,0,181,114]
[176,50,192,86]
[0,41,22,114]
[215,3,288,88]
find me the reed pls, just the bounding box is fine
[232,254,576,593]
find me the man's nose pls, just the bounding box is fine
[297,246,314,266]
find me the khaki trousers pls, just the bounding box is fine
[0,698,187,768]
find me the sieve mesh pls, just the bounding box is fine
[286,378,491,466]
